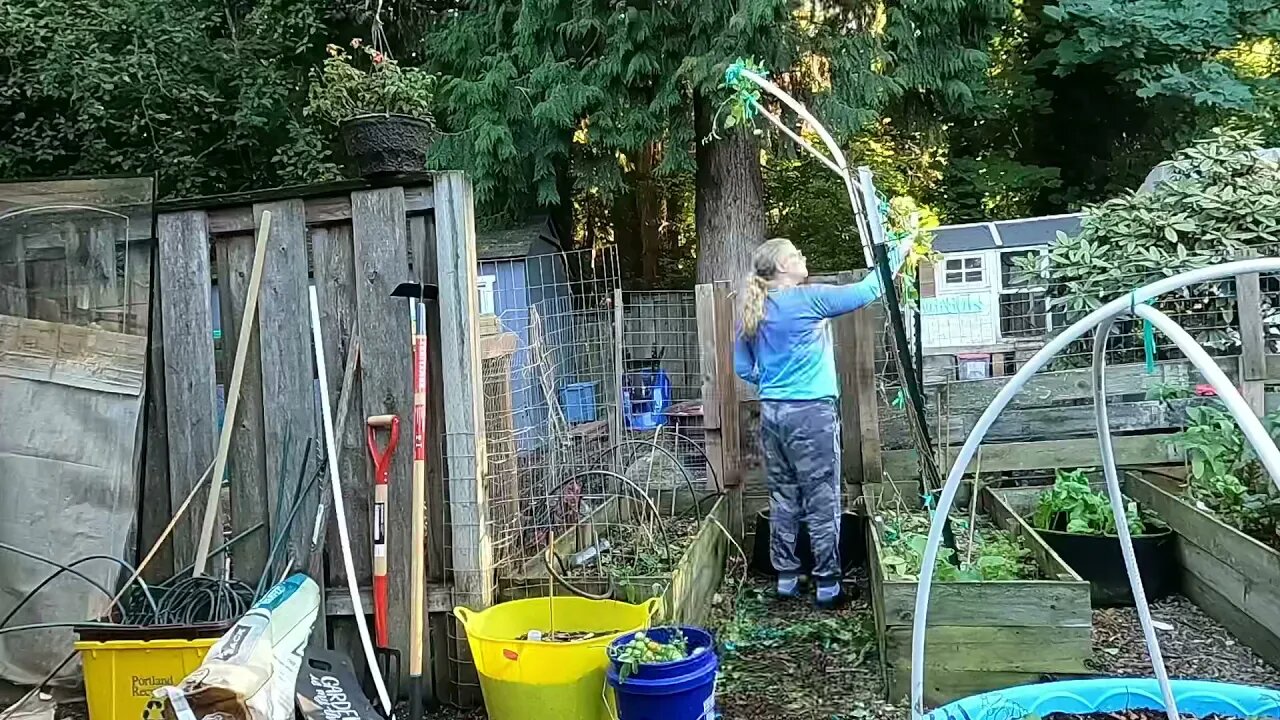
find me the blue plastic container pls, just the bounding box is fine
[622,369,672,431]
[560,382,598,423]
[926,678,1280,719]
[607,627,717,720]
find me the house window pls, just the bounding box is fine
[998,249,1050,338]
[477,275,496,315]
[942,255,986,288]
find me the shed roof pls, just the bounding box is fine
[931,213,1083,253]
[476,216,563,260]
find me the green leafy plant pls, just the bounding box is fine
[1014,128,1280,368]
[306,40,437,125]
[610,629,688,682]
[1031,468,1155,536]
[877,510,1036,582]
[1172,403,1280,546]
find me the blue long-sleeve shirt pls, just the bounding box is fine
[734,272,886,401]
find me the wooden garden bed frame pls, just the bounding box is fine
[1126,472,1280,667]
[868,487,1092,705]
[502,494,730,626]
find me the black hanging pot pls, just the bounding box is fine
[339,113,434,177]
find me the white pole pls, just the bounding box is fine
[309,286,394,715]
[908,257,1280,719]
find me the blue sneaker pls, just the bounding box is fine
[776,573,800,599]
[816,582,846,610]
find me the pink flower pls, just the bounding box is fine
[1194,384,1218,397]
[372,51,385,64]
[350,38,363,48]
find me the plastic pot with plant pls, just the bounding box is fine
[1025,468,1177,606]
[307,39,437,177]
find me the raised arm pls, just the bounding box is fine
[804,237,914,318]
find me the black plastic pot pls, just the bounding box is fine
[750,509,867,577]
[1038,527,1178,607]
[339,113,434,177]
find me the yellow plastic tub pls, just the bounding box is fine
[75,637,215,720]
[454,596,661,720]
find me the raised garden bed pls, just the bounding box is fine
[1126,471,1280,668]
[502,494,730,627]
[867,488,1092,706]
[989,471,1178,606]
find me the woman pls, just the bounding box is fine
[734,237,910,607]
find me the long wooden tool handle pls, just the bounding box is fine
[409,302,428,679]
[192,210,272,577]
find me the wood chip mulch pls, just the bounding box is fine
[1088,594,1280,689]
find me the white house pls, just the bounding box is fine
[918,212,1083,378]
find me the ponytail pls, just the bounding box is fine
[741,275,770,338]
[740,237,800,338]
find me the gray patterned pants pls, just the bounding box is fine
[761,399,842,583]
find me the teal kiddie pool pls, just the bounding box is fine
[925,678,1280,719]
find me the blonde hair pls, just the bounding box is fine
[741,238,799,338]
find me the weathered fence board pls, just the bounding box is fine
[351,187,417,690]
[157,210,220,571]
[214,232,270,581]
[253,200,317,562]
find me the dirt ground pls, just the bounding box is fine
[43,575,1280,720]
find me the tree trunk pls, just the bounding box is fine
[636,143,662,285]
[694,91,767,284]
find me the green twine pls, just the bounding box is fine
[721,58,766,125]
[1130,291,1158,374]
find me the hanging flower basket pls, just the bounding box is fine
[339,113,434,177]
[308,40,438,179]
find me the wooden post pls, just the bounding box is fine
[434,172,490,706]
[1237,271,1266,416]
[833,271,863,503]
[696,282,740,491]
[351,187,415,692]
[850,300,883,508]
[156,210,220,572]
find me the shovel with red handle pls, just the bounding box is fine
[366,413,401,704]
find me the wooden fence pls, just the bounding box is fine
[875,269,1278,490]
[135,174,486,704]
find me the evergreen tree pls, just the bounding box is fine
[422,0,1011,279]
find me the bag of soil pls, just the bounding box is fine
[155,574,320,720]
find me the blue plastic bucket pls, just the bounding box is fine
[925,678,1280,720]
[607,627,717,720]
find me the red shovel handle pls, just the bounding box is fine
[366,415,399,648]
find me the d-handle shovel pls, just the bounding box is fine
[366,414,402,706]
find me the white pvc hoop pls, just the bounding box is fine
[734,68,878,268]
[910,258,1280,719]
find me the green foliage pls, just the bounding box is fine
[1045,0,1279,111]
[877,510,1037,582]
[1172,402,1280,545]
[610,629,688,682]
[306,40,437,125]
[422,0,1011,219]
[1031,468,1152,535]
[1016,127,1280,364]
[0,0,341,196]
